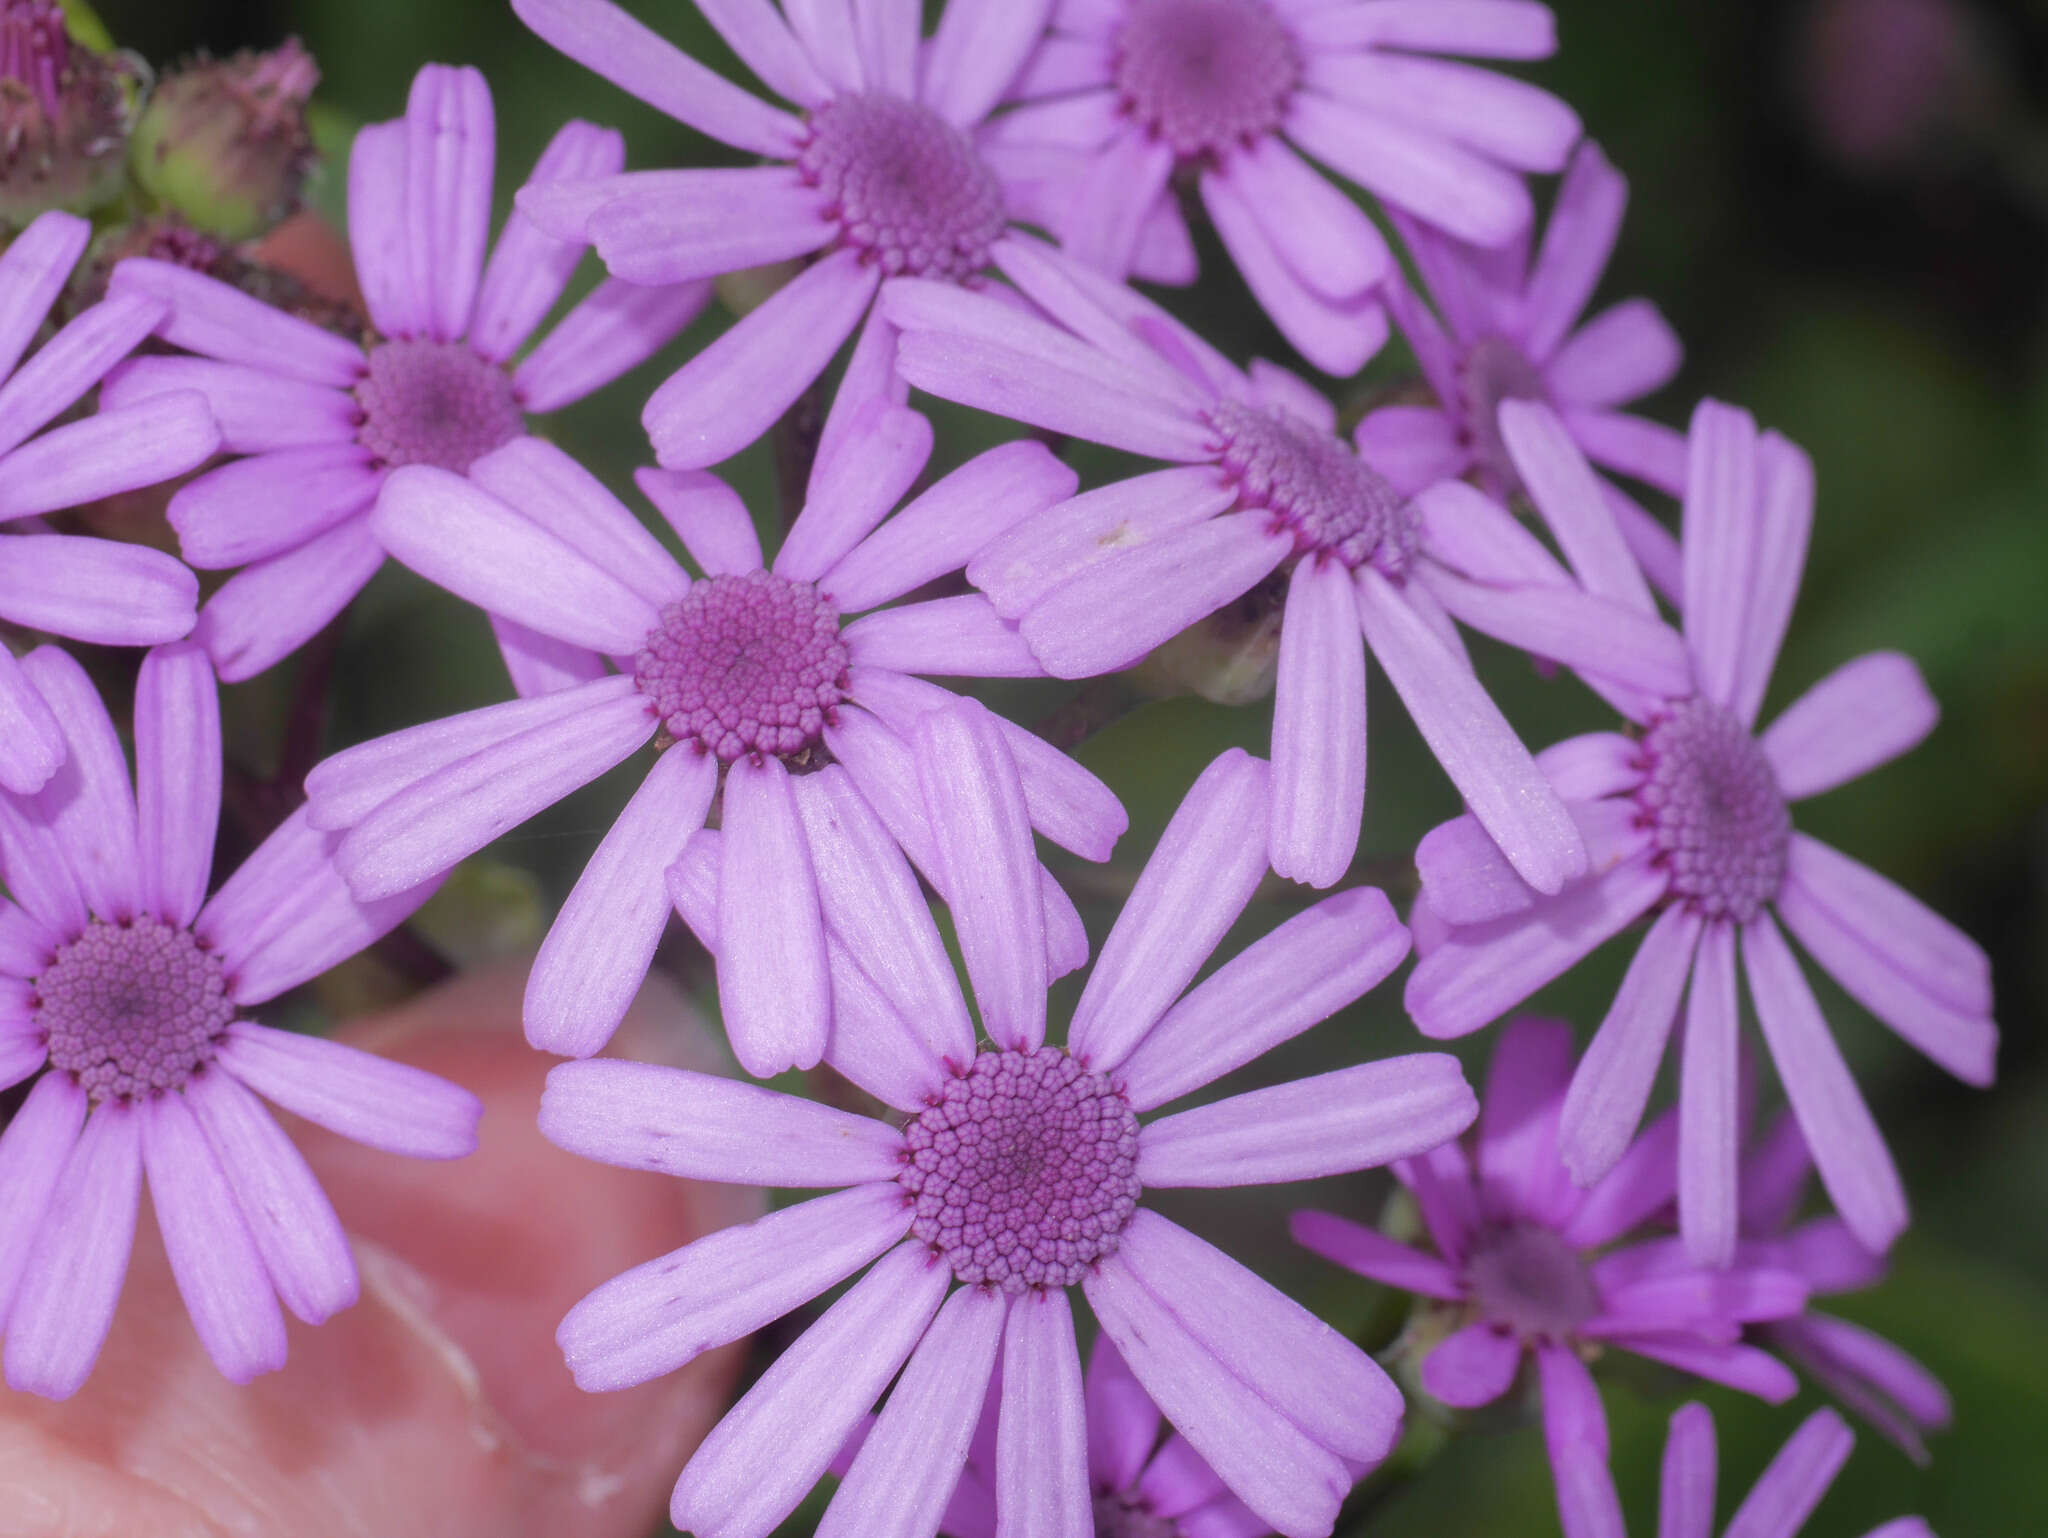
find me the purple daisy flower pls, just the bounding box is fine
[0,210,219,795]
[1293,1018,1807,1538]
[0,642,478,1399]
[1405,397,1997,1264]
[542,712,1471,1538]
[883,242,1701,891]
[990,0,1580,373]
[1737,1111,1951,1463]
[304,425,1121,1077]
[1354,139,1689,597]
[512,0,1066,469]
[1648,1403,1933,1538]
[101,62,708,682]
[838,1334,1275,1538]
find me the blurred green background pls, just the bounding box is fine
[92,0,2048,1532]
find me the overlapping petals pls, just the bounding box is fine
[104,63,706,680]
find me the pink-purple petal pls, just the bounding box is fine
[1286,92,1532,248]
[1270,558,1368,888]
[197,515,386,682]
[101,355,357,455]
[0,211,88,381]
[185,1067,357,1326]
[1560,904,1706,1185]
[1086,1334,1161,1495]
[0,392,221,524]
[780,401,932,583]
[525,744,717,1057]
[513,0,805,157]
[645,247,880,469]
[1085,1252,1351,1538]
[635,467,764,577]
[1680,919,1742,1268]
[716,756,832,1076]
[4,1099,141,1399]
[1290,1209,1465,1301]
[913,701,1046,1051]
[1762,651,1937,801]
[1722,1408,1853,1538]
[1139,1055,1477,1188]
[1070,749,1268,1073]
[668,1242,949,1538]
[0,647,63,794]
[0,532,200,647]
[109,258,366,386]
[1538,1345,1626,1538]
[133,642,220,929]
[1355,567,1585,894]
[515,275,712,413]
[1119,1210,1404,1465]
[994,1287,1092,1538]
[1119,887,1409,1111]
[169,443,378,570]
[140,1091,288,1383]
[216,1021,481,1159]
[557,1183,911,1392]
[335,685,655,901]
[1743,911,1908,1255]
[1422,1321,1521,1408]
[1680,399,1761,709]
[0,1073,87,1325]
[471,119,625,360]
[819,1283,1006,1538]
[20,645,140,922]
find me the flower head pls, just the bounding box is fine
[884,242,1705,891]
[1649,1403,1932,1538]
[1356,140,1689,596]
[102,63,708,681]
[542,717,1469,1538]
[991,0,1580,373]
[511,0,1064,469]
[1294,1018,1808,1538]
[0,643,478,1398]
[303,419,1122,1078]
[0,209,219,795]
[1405,397,1998,1265]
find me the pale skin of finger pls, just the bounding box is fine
[0,960,755,1538]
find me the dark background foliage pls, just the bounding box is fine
[95,0,2048,1531]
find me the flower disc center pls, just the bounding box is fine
[1636,697,1791,923]
[354,337,523,473]
[799,93,1006,280]
[1209,398,1417,571]
[1112,0,1301,161]
[900,1047,1141,1292]
[633,569,849,763]
[1458,334,1550,496]
[36,917,236,1103]
[1465,1220,1599,1341]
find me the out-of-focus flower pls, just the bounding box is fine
[0,209,219,794]
[993,0,1580,373]
[1795,0,1993,175]
[304,427,1122,1077]
[513,0,1062,469]
[0,0,136,223]
[1737,1111,1952,1462]
[1295,1018,1807,1538]
[544,716,1463,1538]
[129,38,320,241]
[1407,398,1997,1263]
[1358,140,1687,596]
[1651,1403,1933,1538]
[0,642,479,1399]
[885,241,1703,891]
[103,63,707,681]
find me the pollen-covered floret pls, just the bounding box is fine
[798,93,1006,281]
[1111,0,1301,161]
[1209,398,1418,572]
[633,569,850,763]
[37,917,237,1102]
[899,1047,1141,1292]
[354,338,524,473]
[1636,697,1792,923]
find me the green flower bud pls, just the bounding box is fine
[130,38,318,242]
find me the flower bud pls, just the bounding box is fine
[130,37,318,241]
[0,0,137,224]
